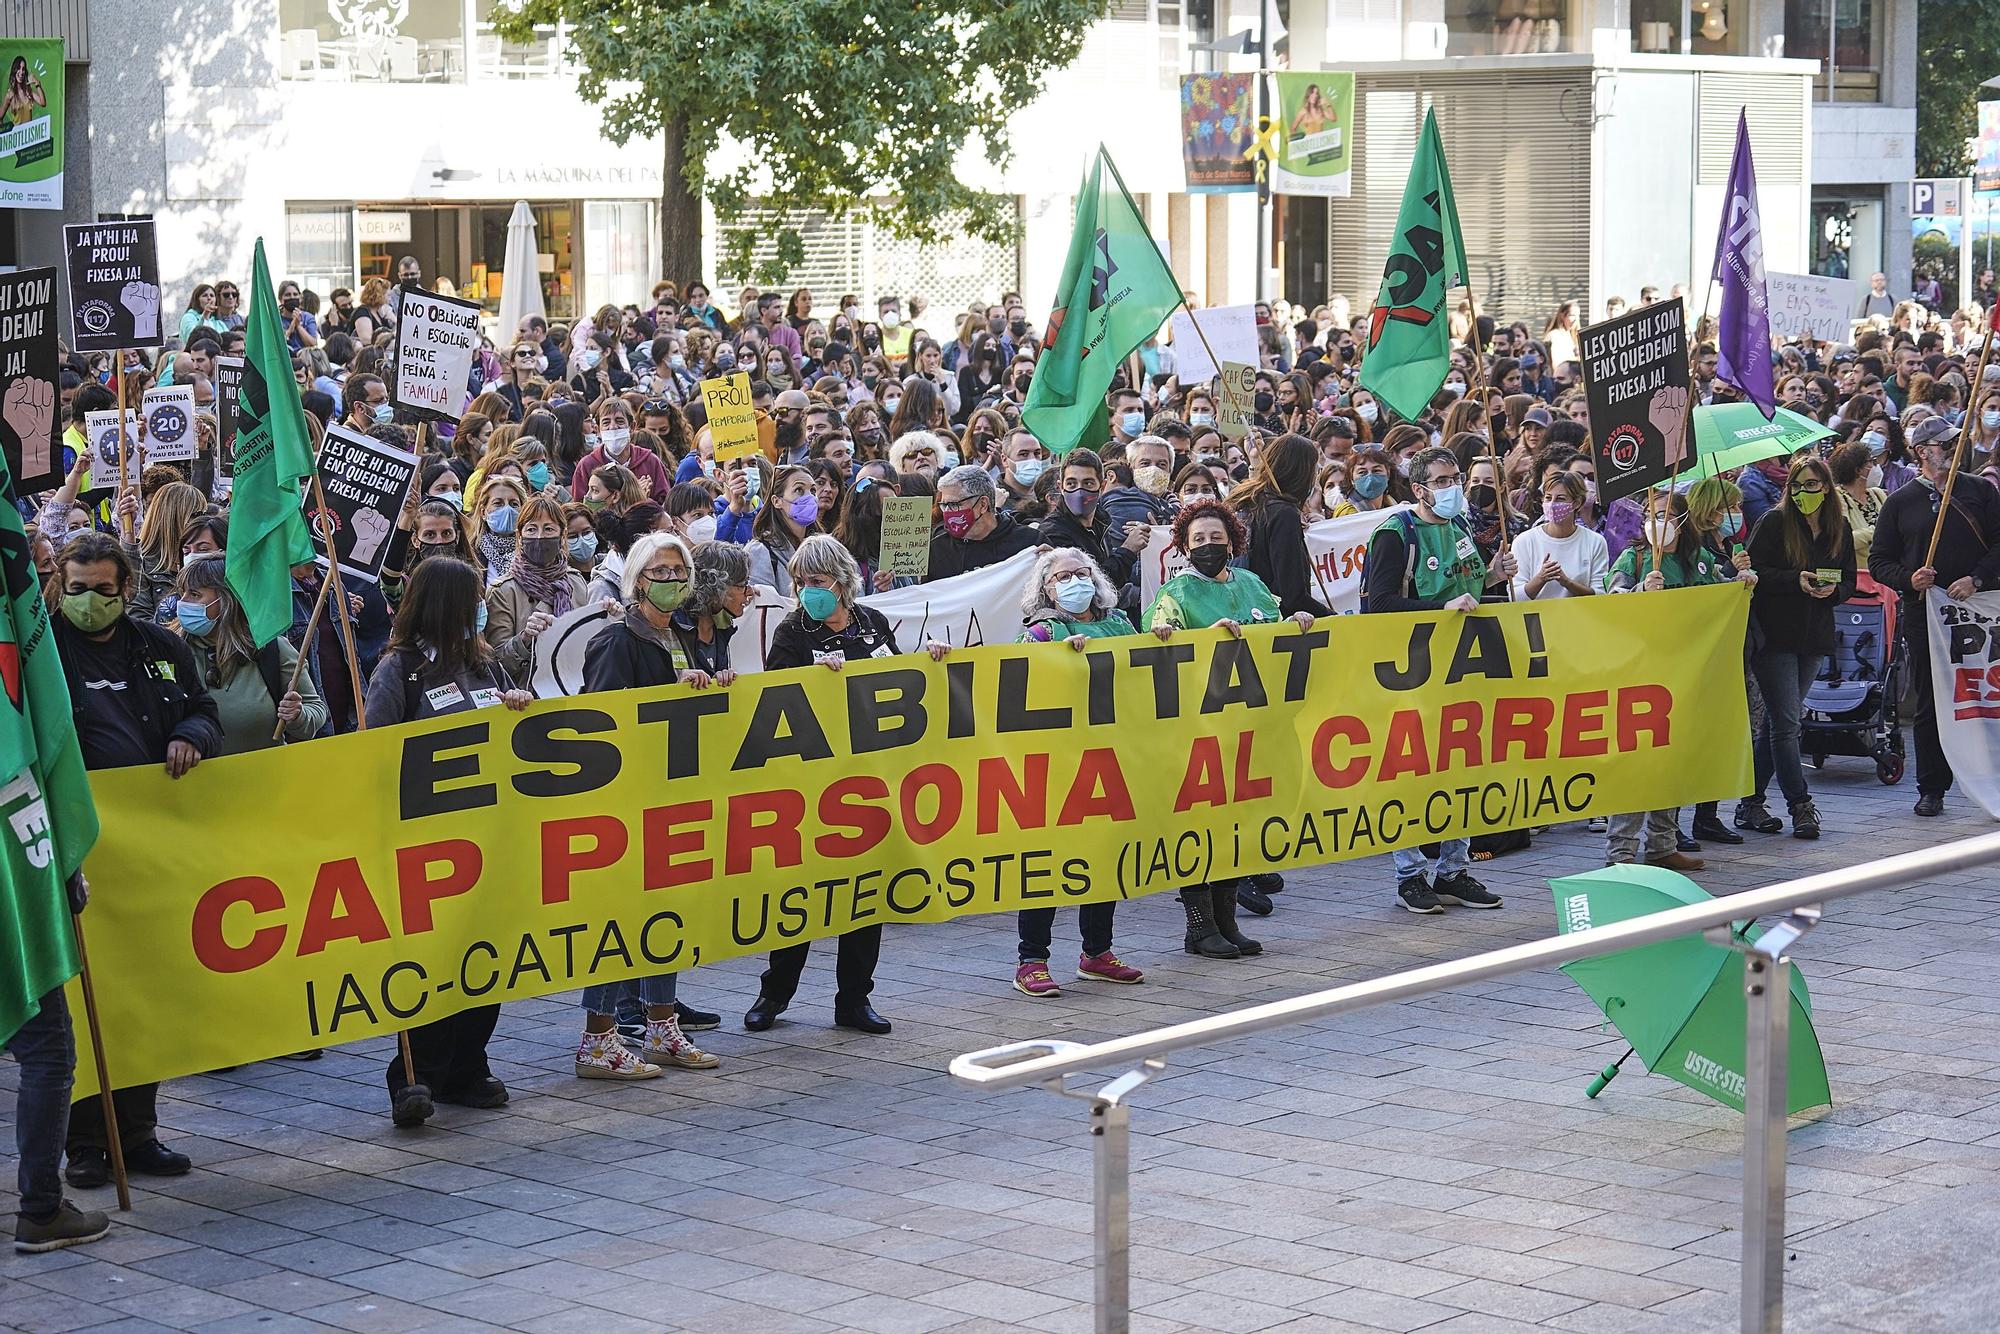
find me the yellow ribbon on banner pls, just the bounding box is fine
[1243,113,1282,165]
[66,588,1753,1098]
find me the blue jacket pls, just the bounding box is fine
[1740,465,1785,534]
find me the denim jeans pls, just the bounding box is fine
[1017,903,1115,963]
[1392,839,1469,883]
[6,987,72,1219]
[580,972,677,1017]
[1751,650,1824,808]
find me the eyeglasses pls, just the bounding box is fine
[641,568,687,583]
[1791,480,1827,494]
[938,495,981,512]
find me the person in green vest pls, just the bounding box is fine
[1143,500,1317,958]
[1361,445,1515,916]
[1603,486,1734,870]
[1009,548,1146,999]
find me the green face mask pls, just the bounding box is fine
[61,589,123,633]
[1791,489,1825,516]
[644,577,690,612]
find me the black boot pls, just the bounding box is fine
[1235,879,1275,915]
[1209,883,1262,957]
[1691,803,1743,845]
[1180,889,1240,959]
[1246,871,1285,895]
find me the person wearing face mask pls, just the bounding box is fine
[1969,388,2000,466]
[1330,443,1406,516]
[386,497,476,604]
[562,500,600,577]
[1099,433,1176,548]
[995,430,1049,512]
[1008,548,1146,997]
[1869,431,2000,817]
[1107,388,1148,448]
[343,372,393,435]
[1038,447,1144,596]
[876,296,912,362]
[1682,475,1761,846]
[473,476,530,586]
[51,533,221,1187]
[1827,442,1886,564]
[1508,469,1606,601]
[1143,500,1315,957]
[511,441,562,502]
[1362,447,1513,916]
[484,495,588,682]
[927,464,1042,581]
[750,535,938,1036]
[365,557,534,1123]
[745,466,827,596]
[571,401,672,499]
[1229,433,1330,620]
[1739,455,1856,839]
[567,531,726,1079]
[172,554,327,754]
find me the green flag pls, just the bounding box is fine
[1358,109,1470,423]
[0,453,98,1047]
[225,237,316,646]
[1022,147,1183,455]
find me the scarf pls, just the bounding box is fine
[476,529,516,584]
[510,552,574,617]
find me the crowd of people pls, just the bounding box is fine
[9,258,1997,1255]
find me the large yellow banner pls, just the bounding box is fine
[71,587,1750,1094]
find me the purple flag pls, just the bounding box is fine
[1711,110,1776,418]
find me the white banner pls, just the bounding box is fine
[1927,590,2000,819]
[530,549,1041,696]
[1168,304,1258,385]
[1767,271,1858,343]
[392,286,482,418]
[1138,504,1409,615]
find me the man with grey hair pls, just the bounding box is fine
[928,462,1041,581]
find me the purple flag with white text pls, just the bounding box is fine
[1711,110,1775,419]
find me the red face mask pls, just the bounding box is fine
[942,506,979,538]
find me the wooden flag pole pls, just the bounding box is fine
[269,572,333,742]
[1923,318,1998,571]
[69,911,131,1212]
[113,355,133,542]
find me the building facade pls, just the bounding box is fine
[0,0,1916,330]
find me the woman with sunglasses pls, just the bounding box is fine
[1737,454,1855,840]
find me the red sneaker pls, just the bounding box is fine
[1013,962,1061,997]
[1076,951,1145,985]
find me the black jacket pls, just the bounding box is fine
[582,614,683,693]
[1747,508,1856,656]
[55,615,223,768]
[1241,498,1329,619]
[768,603,899,670]
[1868,475,2000,594]
[1039,504,1136,588]
[926,511,1040,582]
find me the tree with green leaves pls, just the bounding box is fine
[493,0,1111,287]
[1915,0,2000,178]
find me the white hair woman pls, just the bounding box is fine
[569,528,724,1080]
[745,535,949,1036]
[1007,547,1144,998]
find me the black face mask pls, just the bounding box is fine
[520,536,562,569]
[1187,544,1232,577]
[1468,484,1498,511]
[1010,320,1029,338]
[1254,391,1275,414]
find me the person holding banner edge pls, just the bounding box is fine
[1362,447,1513,916]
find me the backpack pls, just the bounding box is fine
[1359,510,1473,612]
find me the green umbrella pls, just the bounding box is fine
[1678,404,1834,480]
[1552,864,1831,1114]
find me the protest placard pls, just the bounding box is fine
[702,372,760,460]
[1766,271,1858,344]
[63,219,159,352]
[877,493,933,579]
[140,383,196,463]
[1169,305,1258,384]
[0,266,60,491]
[1216,360,1257,441]
[213,355,243,491]
[392,285,482,418]
[304,423,418,583]
[1579,300,1691,503]
[83,408,140,494]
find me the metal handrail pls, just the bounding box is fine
[949,831,2000,1334]
[950,832,2000,1091]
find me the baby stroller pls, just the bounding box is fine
[1802,573,1905,784]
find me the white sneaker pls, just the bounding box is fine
[643,1015,720,1070]
[575,1030,662,1080]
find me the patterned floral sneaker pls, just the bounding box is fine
[1076,951,1145,984]
[575,1029,662,1080]
[643,1015,720,1069]
[1013,962,1061,998]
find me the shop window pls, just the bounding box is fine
[1785,0,1881,103]
[285,205,354,295]
[1443,1,1578,57]
[1631,0,1683,53]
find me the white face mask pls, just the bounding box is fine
[685,514,718,544]
[1867,464,1884,489]
[601,427,631,455]
[1644,517,1679,549]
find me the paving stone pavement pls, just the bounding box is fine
[5,763,2000,1332]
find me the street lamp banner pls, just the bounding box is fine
[0,39,62,210]
[1978,102,2000,195]
[1270,72,1354,198]
[1181,73,1258,194]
